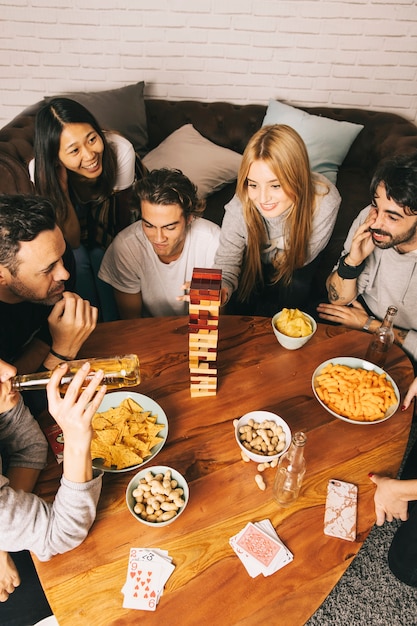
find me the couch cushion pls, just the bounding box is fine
[142,124,242,198]
[44,81,148,157]
[262,99,364,184]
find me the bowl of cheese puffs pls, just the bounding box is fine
[272,308,317,350]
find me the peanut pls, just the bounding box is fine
[255,474,266,491]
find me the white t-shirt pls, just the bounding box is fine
[28,131,135,191]
[99,217,221,317]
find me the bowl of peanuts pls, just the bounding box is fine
[312,357,400,424]
[126,465,189,526]
[234,411,292,463]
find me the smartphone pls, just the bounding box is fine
[323,479,358,542]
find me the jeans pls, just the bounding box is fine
[0,551,52,626]
[387,436,417,587]
[73,245,119,322]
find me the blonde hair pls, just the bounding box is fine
[236,124,328,301]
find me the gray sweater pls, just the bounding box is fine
[339,206,417,364]
[214,173,341,296]
[0,396,103,561]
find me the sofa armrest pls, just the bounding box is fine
[0,153,34,195]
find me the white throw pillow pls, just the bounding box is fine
[262,100,364,184]
[143,124,242,198]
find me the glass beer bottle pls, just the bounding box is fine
[11,354,140,393]
[273,431,307,507]
[365,305,398,367]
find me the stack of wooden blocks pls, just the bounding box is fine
[189,268,222,397]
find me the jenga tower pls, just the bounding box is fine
[189,268,222,397]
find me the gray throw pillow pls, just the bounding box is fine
[44,81,148,156]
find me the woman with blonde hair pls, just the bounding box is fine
[214,124,341,316]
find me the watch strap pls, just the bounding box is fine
[362,315,376,331]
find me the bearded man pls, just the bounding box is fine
[317,152,417,366]
[0,195,97,379]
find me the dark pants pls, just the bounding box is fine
[0,551,52,626]
[228,258,321,319]
[387,436,417,587]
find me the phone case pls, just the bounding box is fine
[323,479,358,542]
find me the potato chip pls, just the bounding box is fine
[91,398,165,469]
[276,308,313,338]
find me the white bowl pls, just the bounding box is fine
[126,465,189,526]
[312,357,400,425]
[92,391,168,473]
[271,310,317,350]
[234,410,291,463]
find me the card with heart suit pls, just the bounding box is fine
[122,548,175,610]
[229,520,293,577]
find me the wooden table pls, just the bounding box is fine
[33,316,414,626]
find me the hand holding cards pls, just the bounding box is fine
[229,519,293,577]
[122,548,175,610]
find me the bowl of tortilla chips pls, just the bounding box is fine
[91,391,168,473]
[272,308,317,350]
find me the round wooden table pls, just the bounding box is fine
[34,316,415,626]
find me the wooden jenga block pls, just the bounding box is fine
[189,362,217,374]
[189,331,218,343]
[190,379,217,389]
[189,303,221,315]
[191,268,222,281]
[190,388,217,397]
[189,344,218,352]
[190,374,217,383]
[189,349,217,360]
[189,319,219,330]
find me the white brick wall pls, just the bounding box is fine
[0,0,416,128]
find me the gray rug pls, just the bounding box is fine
[306,422,417,626]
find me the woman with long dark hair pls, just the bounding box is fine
[31,97,140,320]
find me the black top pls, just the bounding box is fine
[0,243,76,363]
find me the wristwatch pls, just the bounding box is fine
[362,315,376,331]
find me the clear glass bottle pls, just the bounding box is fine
[365,305,398,367]
[11,354,140,393]
[273,431,307,507]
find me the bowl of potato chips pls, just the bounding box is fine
[272,308,317,350]
[126,465,189,526]
[312,357,400,424]
[91,391,168,472]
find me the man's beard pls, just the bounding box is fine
[370,222,417,250]
[7,277,65,306]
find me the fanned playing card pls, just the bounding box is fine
[122,548,175,610]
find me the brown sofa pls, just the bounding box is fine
[1,94,417,299]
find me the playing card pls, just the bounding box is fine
[122,548,175,610]
[229,533,263,577]
[123,561,163,611]
[254,520,293,574]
